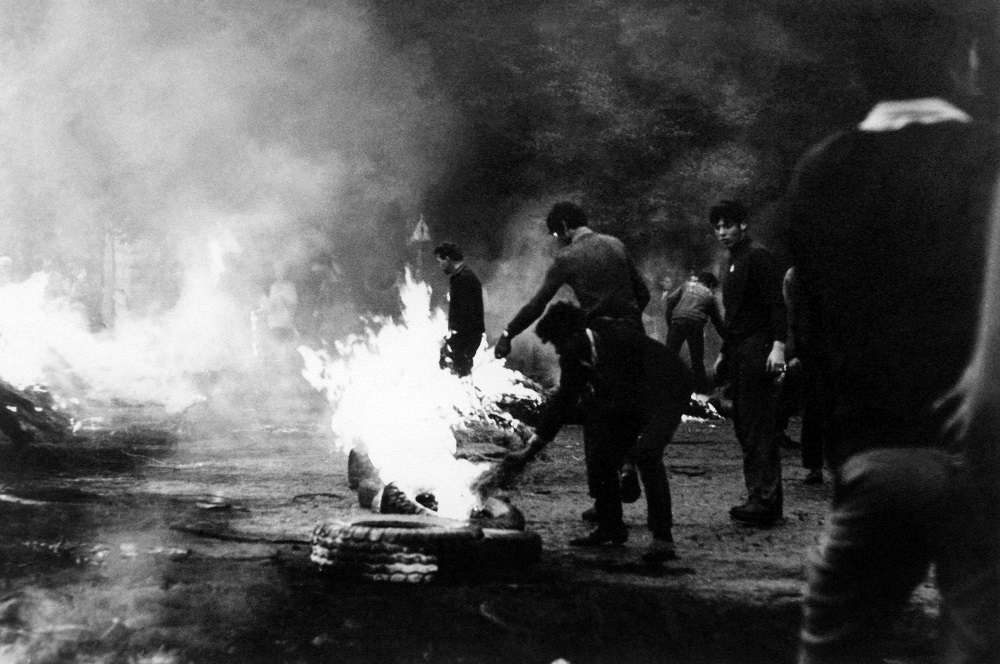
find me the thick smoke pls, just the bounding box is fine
[0,0,457,409]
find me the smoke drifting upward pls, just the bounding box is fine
[0,0,458,407]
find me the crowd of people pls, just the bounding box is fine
[430,1,1000,661]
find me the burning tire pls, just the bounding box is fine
[310,514,540,582]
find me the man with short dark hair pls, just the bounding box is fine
[664,271,723,394]
[493,201,650,515]
[711,199,787,526]
[493,201,650,359]
[434,242,484,377]
[507,301,692,562]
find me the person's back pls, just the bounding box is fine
[497,202,650,359]
[447,265,485,334]
[668,279,716,325]
[555,230,648,327]
[791,116,1000,454]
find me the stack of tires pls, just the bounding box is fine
[310,514,542,583]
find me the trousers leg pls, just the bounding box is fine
[797,357,824,471]
[686,324,707,394]
[584,416,628,531]
[665,323,685,356]
[732,335,783,511]
[936,460,1000,664]
[799,449,946,664]
[633,406,681,540]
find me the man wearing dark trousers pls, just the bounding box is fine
[782,266,828,485]
[434,242,484,378]
[788,3,1000,661]
[494,201,650,513]
[507,301,692,563]
[664,271,724,395]
[711,199,787,526]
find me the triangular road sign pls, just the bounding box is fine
[410,215,431,243]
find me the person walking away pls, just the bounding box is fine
[505,301,692,563]
[710,199,788,526]
[434,242,485,377]
[664,271,723,396]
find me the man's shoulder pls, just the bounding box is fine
[453,267,482,287]
[730,239,774,266]
[561,230,625,259]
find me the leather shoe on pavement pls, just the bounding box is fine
[730,504,782,526]
[641,538,677,563]
[581,506,599,523]
[569,525,629,547]
[728,502,752,516]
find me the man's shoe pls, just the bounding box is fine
[728,502,752,517]
[581,506,599,523]
[641,538,677,563]
[730,504,782,526]
[803,469,824,485]
[568,525,629,547]
[620,468,641,504]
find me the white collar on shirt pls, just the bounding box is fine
[858,97,971,132]
[569,227,594,244]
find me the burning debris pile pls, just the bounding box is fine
[299,270,545,522]
[0,379,73,446]
[300,272,545,581]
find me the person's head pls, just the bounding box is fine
[545,202,588,245]
[850,0,990,106]
[433,242,464,275]
[709,200,749,249]
[696,271,719,290]
[535,301,587,350]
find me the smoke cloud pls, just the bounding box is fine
[0,0,458,408]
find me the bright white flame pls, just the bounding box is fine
[0,234,253,413]
[300,268,540,519]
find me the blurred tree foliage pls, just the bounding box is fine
[365,0,996,276]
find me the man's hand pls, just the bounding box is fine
[494,332,513,359]
[505,447,534,468]
[507,433,546,467]
[766,341,787,375]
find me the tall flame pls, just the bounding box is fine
[299,268,540,519]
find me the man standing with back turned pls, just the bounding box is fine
[711,199,788,526]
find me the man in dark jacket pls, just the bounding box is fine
[507,301,692,563]
[711,199,788,526]
[434,242,485,377]
[664,271,724,394]
[493,201,650,513]
[493,201,649,359]
[788,2,1000,661]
